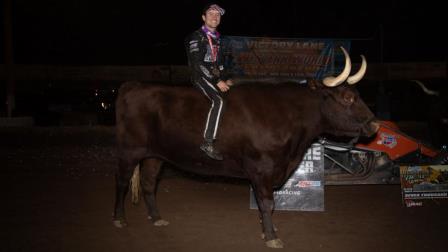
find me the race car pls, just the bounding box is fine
[322,120,448,185]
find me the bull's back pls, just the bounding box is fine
[116,82,322,145]
[116,82,209,150]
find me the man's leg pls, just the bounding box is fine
[194,78,224,160]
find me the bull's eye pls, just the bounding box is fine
[343,93,355,105]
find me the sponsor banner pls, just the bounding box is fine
[250,143,324,211]
[222,36,351,79]
[400,165,448,207]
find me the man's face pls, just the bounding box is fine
[202,9,221,30]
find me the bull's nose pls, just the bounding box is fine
[363,119,380,137]
[370,120,380,133]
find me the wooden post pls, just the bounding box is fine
[3,0,15,117]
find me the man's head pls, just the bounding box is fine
[202,4,225,31]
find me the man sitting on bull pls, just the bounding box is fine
[185,3,233,160]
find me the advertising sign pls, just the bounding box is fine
[222,36,350,79]
[400,165,448,207]
[250,143,324,211]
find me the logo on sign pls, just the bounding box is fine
[298,181,321,188]
[377,133,397,148]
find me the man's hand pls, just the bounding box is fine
[217,80,230,92]
[226,79,234,86]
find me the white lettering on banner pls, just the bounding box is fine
[298,161,314,174]
[303,146,322,161]
[405,193,420,198]
[405,200,423,207]
[405,192,448,199]
[274,190,301,196]
[421,192,447,197]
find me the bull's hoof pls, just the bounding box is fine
[153,219,170,226]
[113,219,128,228]
[261,226,279,239]
[265,239,284,249]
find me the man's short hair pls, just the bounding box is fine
[202,3,225,16]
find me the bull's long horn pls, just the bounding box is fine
[347,55,367,85]
[323,46,351,87]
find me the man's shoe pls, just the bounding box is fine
[200,142,223,161]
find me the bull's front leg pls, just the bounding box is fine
[252,183,284,248]
[245,153,284,248]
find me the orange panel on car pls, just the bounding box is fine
[357,122,419,160]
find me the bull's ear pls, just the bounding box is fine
[308,79,319,90]
[319,85,336,98]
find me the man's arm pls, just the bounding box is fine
[185,32,221,87]
[216,39,232,91]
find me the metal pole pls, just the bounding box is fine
[3,0,15,117]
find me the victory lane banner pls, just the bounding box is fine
[250,143,324,211]
[222,36,351,80]
[400,165,448,207]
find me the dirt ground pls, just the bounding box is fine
[1,127,447,252]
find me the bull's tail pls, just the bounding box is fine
[117,81,144,205]
[130,164,141,204]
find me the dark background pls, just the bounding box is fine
[2,4,448,251]
[2,0,446,65]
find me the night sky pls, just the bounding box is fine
[2,0,446,65]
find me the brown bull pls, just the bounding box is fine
[113,47,379,248]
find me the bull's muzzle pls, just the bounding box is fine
[365,120,380,137]
[372,120,380,132]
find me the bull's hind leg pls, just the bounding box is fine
[113,152,142,228]
[140,158,169,226]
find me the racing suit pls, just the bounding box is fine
[185,27,229,142]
